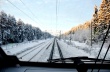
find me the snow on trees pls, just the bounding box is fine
[66,28,91,43]
[0,11,52,45]
[63,0,110,45]
[0,11,8,44]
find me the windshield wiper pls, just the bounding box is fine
[48,56,110,72]
[48,56,110,63]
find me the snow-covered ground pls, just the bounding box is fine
[2,38,109,62]
[30,40,53,62]
[63,39,110,60]
[57,40,94,58]
[52,40,60,59]
[1,39,51,55]
[37,42,53,62]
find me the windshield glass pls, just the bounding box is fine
[0,0,110,62]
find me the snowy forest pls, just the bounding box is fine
[0,11,52,45]
[0,0,110,60]
[63,0,110,45]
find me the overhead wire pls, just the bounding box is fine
[6,0,38,24]
[19,0,41,24]
[56,0,58,36]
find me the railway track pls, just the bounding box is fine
[18,39,53,61]
[56,40,65,63]
[48,38,55,63]
[48,39,65,63]
[17,42,45,59]
[16,42,45,57]
[16,38,65,62]
[29,42,52,62]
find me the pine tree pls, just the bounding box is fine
[0,11,52,45]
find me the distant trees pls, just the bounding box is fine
[71,28,91,42]
[62,28,91,43]
[0,11,52,45]
[63,0,110,44]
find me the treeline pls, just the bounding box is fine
[63,0,110,44]
[0,11,52,45]
[62,20,91,43]
[65,21,91,35]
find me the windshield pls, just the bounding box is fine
[0,0,110,62]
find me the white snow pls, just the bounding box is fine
[52,40,60,59]
[17,42,45,58]
[30,40,52,62]
[63,39,110,60]
[2,38,109,62]
[1,39,51,55]
[37,42,53,62]
[57,40,94,58]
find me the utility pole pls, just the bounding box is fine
[59,30,61,40]
[70,31,72,44]
[45,30,47,40]
[91,20,92,48]
[65,33,66,42]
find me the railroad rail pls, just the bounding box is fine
[48,38,65,63]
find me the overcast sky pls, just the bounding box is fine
[0,0,102,35]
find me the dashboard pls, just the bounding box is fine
[0,66,110,72]
[0,47,110,72]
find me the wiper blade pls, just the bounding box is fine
[48,56,110,63]
[48,56,110,72]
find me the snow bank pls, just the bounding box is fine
[63,40,110,60]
